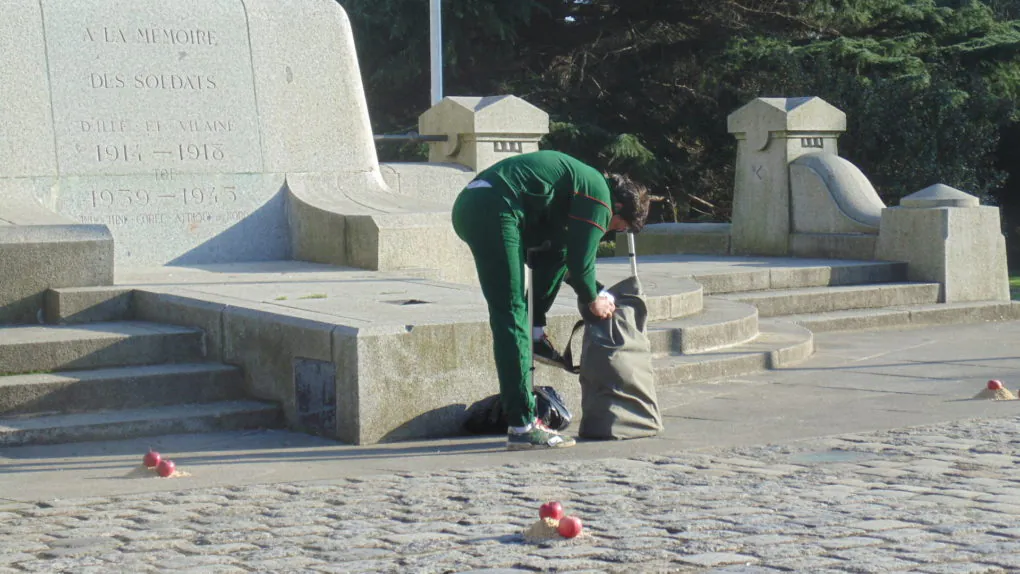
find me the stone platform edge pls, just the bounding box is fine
[127,285,583,446]
[44,257,914,445]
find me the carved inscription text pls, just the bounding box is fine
[45,1,262,175]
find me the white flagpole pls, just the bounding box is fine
[430,0,443,105]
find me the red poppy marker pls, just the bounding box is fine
[539,501,564,521]
[557,516,583,538]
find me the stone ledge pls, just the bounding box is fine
[0,225,113,325]
[789,232,877,260]
[286,173,478,284]
[785,301,1020,333]
[616,223,731,257]
[45,287,133,325]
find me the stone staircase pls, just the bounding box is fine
[0,321,280,447]
[633,262,1018,387]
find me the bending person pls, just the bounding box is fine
[452,150,651,451]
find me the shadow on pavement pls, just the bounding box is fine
[0,429,505,475]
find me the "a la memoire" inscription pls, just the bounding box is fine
[43,0,263,176]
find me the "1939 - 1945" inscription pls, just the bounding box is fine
[88,185,238,209]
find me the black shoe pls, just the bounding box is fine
[533,335,565,368]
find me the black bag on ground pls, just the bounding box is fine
[562,275,663,440]
[463,386,573,435]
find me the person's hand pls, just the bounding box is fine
[589,295,615,319]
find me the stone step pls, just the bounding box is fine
[647,299,759,354]
[0,401,281,447]
[696,261,908,295]
[44,287,134,325]
[562,270,705,321]
[717,282,940,318]
[779,300,1020,333]
[653,321,814,386]
[596,255,908,296]
[0,321,204,375]
[0,363,244,416]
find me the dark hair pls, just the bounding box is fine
[606,173,651,232]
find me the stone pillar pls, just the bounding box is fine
[418,95,549,172]
[727,97,846,255]
[875,184,1010,303]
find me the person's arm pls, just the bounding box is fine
[565,193,612,305]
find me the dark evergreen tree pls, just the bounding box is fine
[342,0,1020,255]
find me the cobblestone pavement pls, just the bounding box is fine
[4,416,1020,574]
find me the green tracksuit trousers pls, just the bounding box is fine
[451,184,568,428]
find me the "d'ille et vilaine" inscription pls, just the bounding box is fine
[78,119,236,134]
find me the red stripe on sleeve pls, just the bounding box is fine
[569,214,606,232]
[574,192,611,211]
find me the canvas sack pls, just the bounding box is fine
[563,275,663,439]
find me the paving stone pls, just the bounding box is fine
[816,536,885,549]
[113,527,197,542]
[39,536,122,559]
[595,549,674,564]
[936,490,984,500]
[317,547,396,561]
[822,547,924,572]
[848,519,920,531]
[0,554,34,566]
[973,552,1020,567]
[872,528,941,544]
[915,494,978,507]
[733,534,799,546]
[976,503,1020,516]
[311,558,400,573]
[955,538,1020,554]
[705,567,787,574]
[764,556,848,571]
[0,539,50,553]
[678,552,760,567]
[176,542,260,555]
[14,558,109,572]
[175,567,248,574]
[154,555,241,568]
[916,565,1007,574]
[856,467,911,478]
[930,524,988,537]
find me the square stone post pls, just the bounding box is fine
[418,95,549,172]
[727,97,846,255]
[875,184,1010,303]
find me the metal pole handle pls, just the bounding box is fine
[627,233,638,278]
